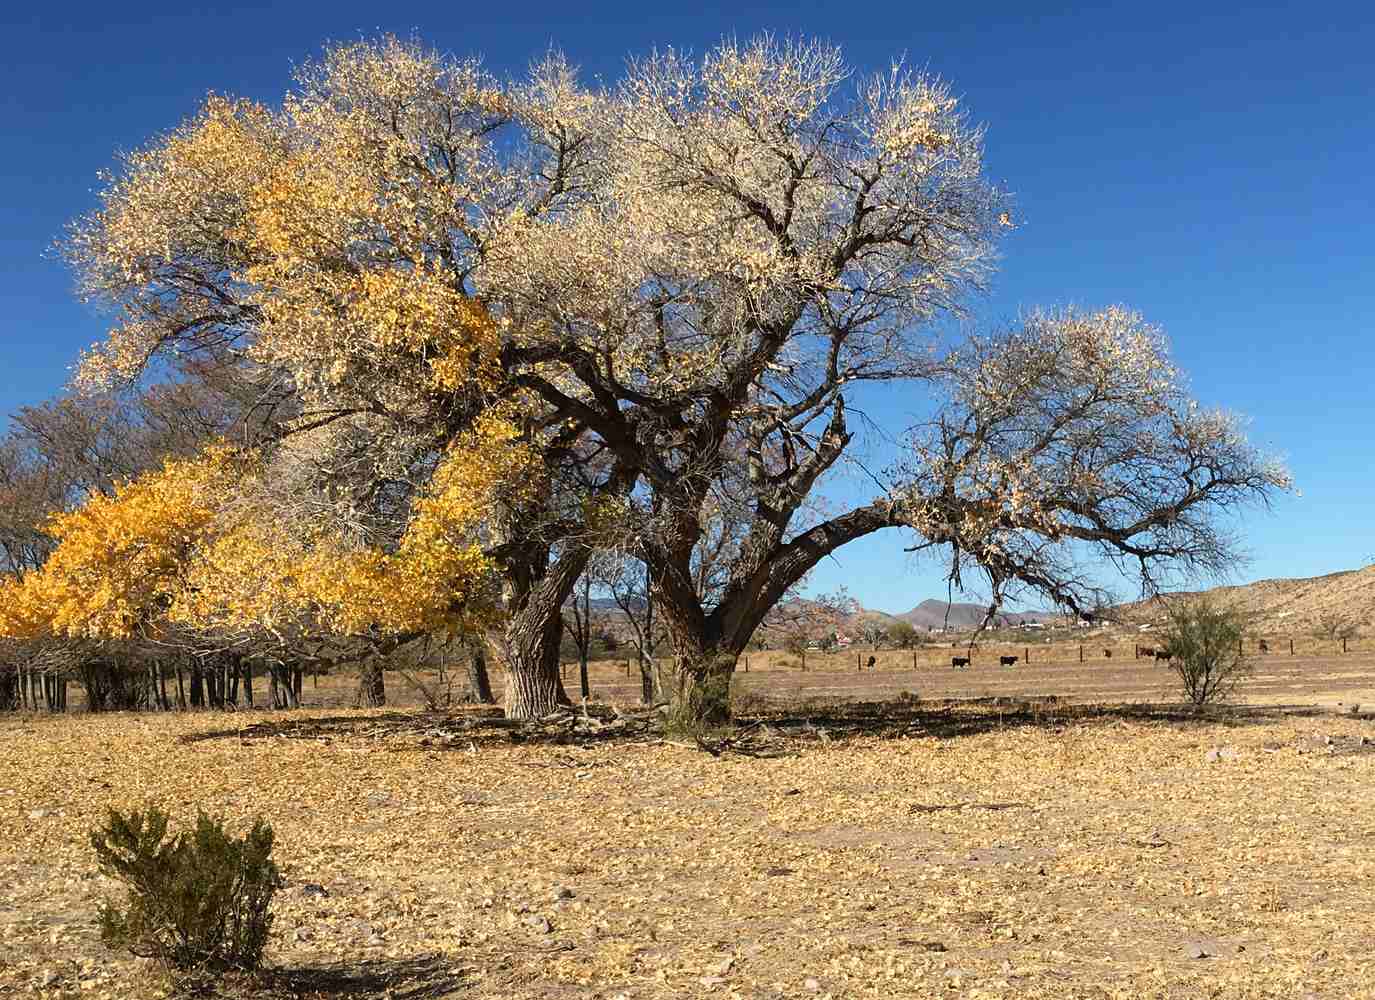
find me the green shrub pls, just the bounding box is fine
[90,806,281,973]
[1162,597,1252,708]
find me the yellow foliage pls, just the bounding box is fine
[0,448,238,639]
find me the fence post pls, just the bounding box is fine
[1079,644,1083,663]
[912,649,917,671]
[626,659,630,677]
[744,655,748,672]
[1025,646,1030,664]
[1290,637,1294,655]
[1343,637,1348,654]
[801,650,806,672]
[857,652,861,672]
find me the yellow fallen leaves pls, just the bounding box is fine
[5,707,1374,998]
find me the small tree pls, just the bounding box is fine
[1312,612,1359,642]
[888,621,919,649]
[1163,598,1252,708]
[90,806,280,974]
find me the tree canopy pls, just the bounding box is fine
[2,34,1291,721]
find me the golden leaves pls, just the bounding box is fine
[0,411,540,643]
[0,447,241,639]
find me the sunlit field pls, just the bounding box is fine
[4,655,1375,999]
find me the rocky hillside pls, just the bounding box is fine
[1118,565,1375,635]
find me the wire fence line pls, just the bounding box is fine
[591,634,1372,677]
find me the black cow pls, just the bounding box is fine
[1000,655,1019,667]
[1258,640,1270,653]
[1103,649,1113,658]
[951,656,970,669]
[1153,649,1173,662]
[1137,646,1155,658]
[866,655,876,670]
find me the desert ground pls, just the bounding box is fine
[4,652,1375,999]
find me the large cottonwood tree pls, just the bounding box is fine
[56,35,1287,722]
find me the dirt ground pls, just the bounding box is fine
[4,660,1375,999]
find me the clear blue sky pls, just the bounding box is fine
[2,1,1371,612]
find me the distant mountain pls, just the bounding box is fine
[893,598,1054,630]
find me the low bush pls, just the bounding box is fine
[90,806,281,973]
[1162,597,1252,708]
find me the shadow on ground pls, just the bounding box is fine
[189,955,469,999]
[177,696,1339,755]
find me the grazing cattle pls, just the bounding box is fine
[999,655,1019,667]
[1258,640,1270,653]
[1153,649,1172,662]
[866,655,876,670]
[1103,649,1113,658]
[1137,647,1155,658]
[951,656,970,669]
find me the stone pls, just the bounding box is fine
[553,886,575,900]
[1204,747,1238,763]
[804,978,821,991]
[299,882,329,898]
[524,914,553,934]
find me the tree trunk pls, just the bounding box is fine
[498,549,587,721]
[501,605,568,720]
[650,581,746,727]
[659,647,737,727]
[639,654,655,704]
[355,658,386,707]
[579,654,590,701]
[241,660,254,708]
[465,643,495,705]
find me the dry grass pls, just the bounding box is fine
[4,695,1375,999]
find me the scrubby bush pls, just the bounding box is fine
[1163,598,1252,708]
[90,806,281,973]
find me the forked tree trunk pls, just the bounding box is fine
[355,658,386,707]
[650,571,745,726]
[660,647,738,728]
